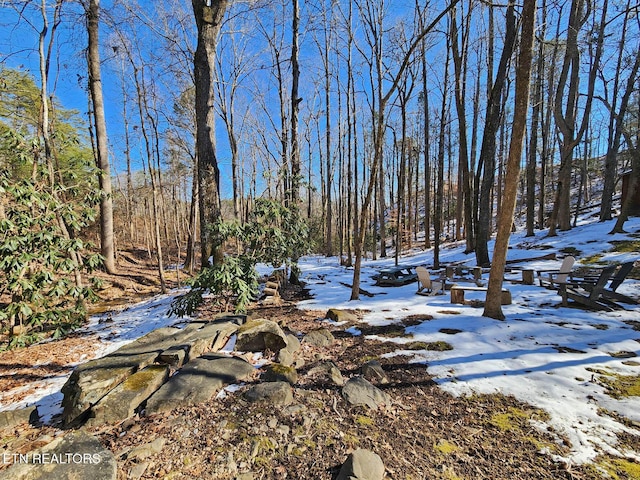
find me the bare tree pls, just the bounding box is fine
[475,0,517,267]
[350,0,459,300]
[85,0,116,273]
[484,0,536,320]
[549,0,603,235]
[192,0,228,267]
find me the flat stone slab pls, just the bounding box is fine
[86,365,169,427]
[61,352,158,427]
[1,430,116,480]
[114,327,186,356]
[145,354,255,415]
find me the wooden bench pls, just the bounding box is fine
[450,285,512,305]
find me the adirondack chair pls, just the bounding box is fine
[537,256,575,289]
[581,261,638,305]
[416,266,445,295]
[559,264,618,311]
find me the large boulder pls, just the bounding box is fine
[336,449,385,480]
[234,319,288,352]
[61,352,157,427]
[1,430,116,480]
[145,354,255,415]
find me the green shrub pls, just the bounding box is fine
[171,199,310,315]
[0,171,103,349]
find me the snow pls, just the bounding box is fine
[295,216,640,465]
[2,215,639,466]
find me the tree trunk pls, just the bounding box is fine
[289,0,301,205]
[475,1,517,267]
[192,0,228,267]
[600,10,637,221]
[549,0,601,235]
[86,0,116,273]
[450,6,474,253]
[484,0,536,320]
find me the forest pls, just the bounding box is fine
[1,0,640,346]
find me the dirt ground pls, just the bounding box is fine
[0,254,637,479]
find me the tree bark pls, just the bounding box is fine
[484,0,536,320]
[475,1,517,267]
[289,0,301,205]
[86,0,116,274]
[549,0,601,235]
[192,0,228,267]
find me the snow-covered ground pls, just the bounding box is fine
[296,216,640,465]
[2,215,639,466]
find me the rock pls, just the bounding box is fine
[336,449,385,480]
[1,430,116,480]
[126,437,167,461]
[157,347,187,367]
[86,365,169,427]
[235,319,288,352]
[328,365,345,386]
[210,322,240,351]
[61,352,158,427]
[185,321,239,360]
[0,406,39,429]
[361,360,388,384]
[307,362,344,386]
[326,309,358,323]
[244,382,293,406]
[276,349,294,367]
[283,334,301,353]
[115,327,186,356]
[302,328,335,347]
[263,363,298,385]
[61,327,185,427]
[145,354,255,415]
[342,377,390,410]
[128,462,149,480]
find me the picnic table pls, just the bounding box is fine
[372,265,418,286]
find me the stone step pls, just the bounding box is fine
[145,354,256,415]
[85,365,170,427]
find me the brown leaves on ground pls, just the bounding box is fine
[0,280,619,479]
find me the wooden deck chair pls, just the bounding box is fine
[416,266,444,296]
[537,256,575,289]
[595,261,637,305]
[559,264,618,310]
